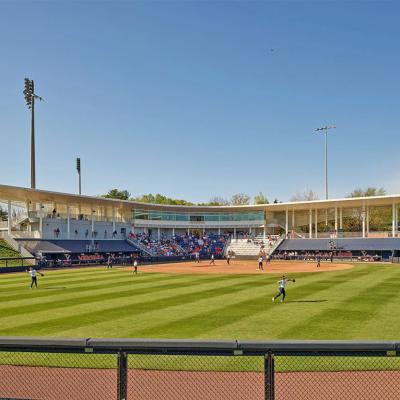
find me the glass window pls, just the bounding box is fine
[132,209,264,222]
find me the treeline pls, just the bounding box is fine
[101,186,389,207]
[101,189,273,206]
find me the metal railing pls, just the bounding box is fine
[0,256,36,268]
[0,338,400,399]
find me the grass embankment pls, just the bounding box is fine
[0,239,24,267]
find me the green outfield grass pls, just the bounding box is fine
[1,263,400,373]
[0,263,399,340]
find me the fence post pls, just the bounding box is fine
[264,352,275,400]
[117,351,128,400]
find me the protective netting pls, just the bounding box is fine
[127,354,264,400]
[0,351,117,400]
[274,353,400,400]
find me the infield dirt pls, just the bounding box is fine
[135,259,354,274]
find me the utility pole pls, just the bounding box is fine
[23,78,43,189]
[315,125,336,199]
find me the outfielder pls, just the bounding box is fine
[272,274,295,302]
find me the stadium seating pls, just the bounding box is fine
[175,234,228,257]
[128,234,185,256]
[226,235,282,257]
[277,238,400,252]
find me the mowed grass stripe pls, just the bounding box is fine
[0,273,248,318]
[1,263,398,340]
[0,268,145,290]
[276,264,400,339]
[0,274,269,335]
[128,266,377,338]
[56,269,354,337]
[0,270,238,304]
[202,264,390,339]
[354,294,400,339]
[0,267,165,289]
[58,266,372,338]
[0,271,210,303]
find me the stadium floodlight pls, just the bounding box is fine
[315,125,336,200]
[76,158,82,195]
[23,78,44,189]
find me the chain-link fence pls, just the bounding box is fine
[0,338,400,399]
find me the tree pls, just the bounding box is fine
[102,189,131,200]
[230,193,250,205]
[254,192,269,205]
[346,187,388,232]
[290,190,319,202]
[133,193,194,206]
[347,187,386,198]
[0,207,7,221]
[198,196,229,206]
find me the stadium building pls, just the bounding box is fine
[1,183,400,265]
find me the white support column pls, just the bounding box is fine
[234,227,237,239]
[339,207,343,230]
[315,209,318,238]
[292,210,295,234]
[112,208,116,234]
[187,227,190,235]
[39,203,43,238]
[309,209,312,238]
[396,205,398,238]
[157,227,161,240]
[91,210,95,234]
[172,227,175,236]
[67,206,71,239]
[334,207,338,234]
[285,209,289,236]
[392,203,396,237]
[263,225,266,238]
[362,207,366,238]
[366,206,370,236]
[7,200,11,235]
[218,227,221,235]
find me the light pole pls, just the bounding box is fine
[76,158,82,195]
[23,78,43,189]
[315,125,336,200]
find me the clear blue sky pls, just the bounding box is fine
[1,1,399,203]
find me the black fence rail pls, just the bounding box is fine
[0,257,36,273]
[1,338,400,399]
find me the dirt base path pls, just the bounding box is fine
[135,259,354,274]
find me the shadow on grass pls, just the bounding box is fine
[42,287,67,290]
[284,300,327,303]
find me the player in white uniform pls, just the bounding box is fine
[272,275,295,302]
[258,256,263,271]
[27,267,43,289]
